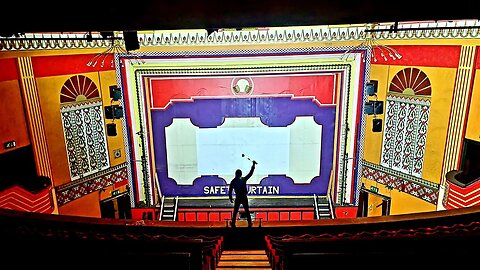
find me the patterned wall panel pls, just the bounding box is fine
[61,101,109,180]
[381,95,431,178]
[362,161,439,204]
[55,164,128,206]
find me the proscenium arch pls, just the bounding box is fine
[117,47,368,207]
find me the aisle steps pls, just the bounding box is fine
[216,249,271,270]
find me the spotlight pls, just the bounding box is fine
[109,85,121,101]
[107,123,117,136]
[372,119,383,132]
[85,32,93,42]
[123,30,140,51]
[366,80,378,96]
[105,105,123,119]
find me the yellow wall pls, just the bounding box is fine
[466,69,480,142]
[420,66,457,183]
[363,64,389,164]
[98,71,127,166]
[58,188,103,217]
[36,70,125,186]
[34,64,125,215]
[364,54,458,215]
[362,178,436,215]
[37,74,74,185]
[367,65,457,181]
[0,80,30,154]
[57,182,128,217]
[1,33,479,218]
[34,43,476,217]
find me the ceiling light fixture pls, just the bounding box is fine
[86,36,145,68]
[341,24,402,63]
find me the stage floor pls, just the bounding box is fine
[174,196,321,208]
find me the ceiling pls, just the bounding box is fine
[1,0,479,36]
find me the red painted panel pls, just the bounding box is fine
[279,212,290,221]
[476,47,480,69]
[31,54,115,78]
[302,211,314,220]
[177,208,321,221]
[0,186,53,213]
[130,208,145,220]
[374,45,461,68]
[268,212,279,221]
[220,212,231,221]
[185,212,197,221]
[256,212,267,221]
[447,180,480,207]
[113,180,128,189]
[150,74,336,109]
[197,212,208,221]
[209,212,220,221]
[0,58,18,82]
[450,179,480,194]
[290,212,301,220]
[335,206,358,218]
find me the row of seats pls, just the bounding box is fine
[12,230,223,269]
[1,209,224,269]
[175,234,225,270]
[264,221,480,269]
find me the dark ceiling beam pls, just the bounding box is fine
[0,1,478,34]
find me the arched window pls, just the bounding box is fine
[381,68,431,178]
[59,75,109,180]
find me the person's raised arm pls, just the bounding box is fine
[243,161,256,181]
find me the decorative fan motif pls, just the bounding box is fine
[60,75,100,103]
[389,68,431,96]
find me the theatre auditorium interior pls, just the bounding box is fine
[2,1,480,268]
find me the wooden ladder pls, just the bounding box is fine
[216,249,272,270]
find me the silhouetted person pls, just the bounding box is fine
[229,160,256,228]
